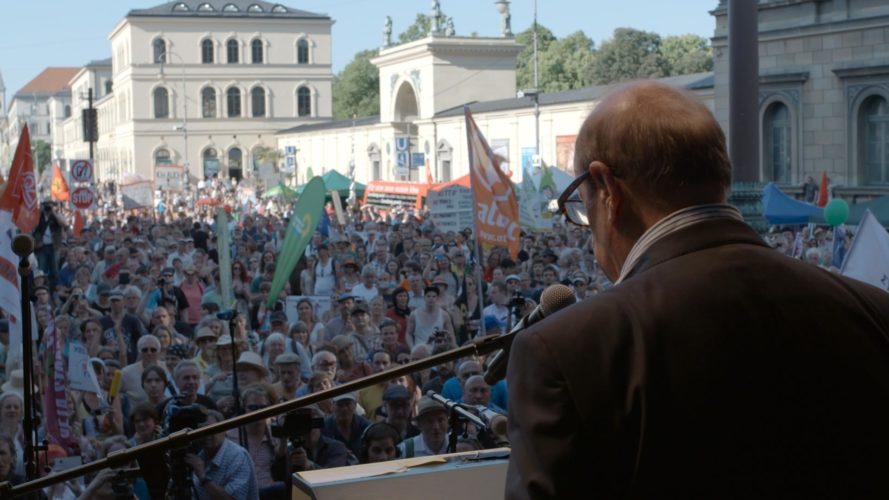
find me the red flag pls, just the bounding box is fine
[817,172,829,207]
[464,107,520,258]
[73,211,84,237]
[51,163,70,201]
[0,125,40,232]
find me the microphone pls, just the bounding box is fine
[472,405,508,437]
[483,284,575,385]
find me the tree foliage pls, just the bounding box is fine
[661,34,713,75]
[538,31,595,92]
[252,145,281,167]
[332,49,381,120]
[515,24,557,90]
[33,140,51,174]
[397,12,452,44]
[587,28,668,85]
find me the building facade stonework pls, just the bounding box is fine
[712,0,889,196]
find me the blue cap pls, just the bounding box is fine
[483,315,502,331]
[337,293,354,303]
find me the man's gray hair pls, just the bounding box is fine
[173,359,200,380]
[138,334,161,350]
[312,351,336,366]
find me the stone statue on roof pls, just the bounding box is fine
[383,16,392,47]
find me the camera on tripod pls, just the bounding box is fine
[509,290,525,310]
[161,398,209,500]
[271,408,324,449]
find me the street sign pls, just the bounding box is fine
[411,153,425,169]
[70,186,95,210]
[70,160,93,183]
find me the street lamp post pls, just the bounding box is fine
[160,50,190,187]
[517,0,541,170]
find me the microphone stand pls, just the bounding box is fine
[12,235,41,487]
[427,392,488,454]
[227,314,246,450]
[1,330,516,498]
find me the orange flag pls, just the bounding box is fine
[51,163,70,201]
[464,106,520,258]
[817,172,829,207]
[0,125,40,232]
[425,159,435,187]
[73,211,84,237]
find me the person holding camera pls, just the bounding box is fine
[271,405,350,476]
[184,409,258,500]
[33,201,65,289]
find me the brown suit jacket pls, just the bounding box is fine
[506,218,889,499]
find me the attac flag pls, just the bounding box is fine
[464,106,520,258]
[267,177,326,307]
[43,315,75,451]
[0,125,39,232]
[841,209,889,293]
[51,163,70,201]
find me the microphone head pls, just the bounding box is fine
[539,284,575,316]
[11,235,34,259]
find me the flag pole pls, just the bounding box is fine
[12,235,38,481]
[464,106,487,338]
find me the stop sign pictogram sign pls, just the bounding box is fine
[71,186,95,210]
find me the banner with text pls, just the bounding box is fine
[154,165,185,191]
[120,181,154,210]
[428,184,474,233]
[464,107,520,258]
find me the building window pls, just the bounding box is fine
[226,87,241,117]
[251,39,263,64]
[172,2,189,11]
[153,38,166,63]
[223,3,239,12]
[272,4,287,13]
[297,86,311,117]
[198,2,214,11]
[251,87,266,117]
[227,39,239,64]
[203,148,220,178]
[861,95,889,185]
[297,39,309,64]
[201,87,217,118]
[201,39,214,63]
[247,4,263,12]
[154,87,170,118]
[229,148,243,181]
[64,105,71,118]
[155,148,172,165]
[763,102,791,184]
[105,80,113,94]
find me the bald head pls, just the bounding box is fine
[575,81,731,210]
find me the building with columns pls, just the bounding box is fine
[55,0,333,183]
[712,0,889,198]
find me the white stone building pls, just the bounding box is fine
[57,0,334,183]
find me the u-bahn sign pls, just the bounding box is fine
[70,160,93,183]
[70,186,96,210]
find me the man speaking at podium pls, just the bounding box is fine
[505,82,889,499]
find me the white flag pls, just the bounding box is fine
[841,210,889,293]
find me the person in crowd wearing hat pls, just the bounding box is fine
[570,272,591,302]
[324,294,355,341]
[323,392,371,457]
[100,288,148,364]
[339,259,361,294]
[192,327,218,375]
[398,396,449,458]
[213,350,269,417]
[351,266,380,304]
[205,334,238,400]
[184,409,259,500]
[91,283,114,316]
[118,335,163,408]
[381,385,420,441]
[271,353,304,401]
[331,335,372,384]
[406,286,455,347]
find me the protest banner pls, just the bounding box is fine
[154,165,185,191]
[120,181,154,210]
[67,343,96,393]
[427,184,473,233]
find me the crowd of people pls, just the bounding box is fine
[0,174,857,499]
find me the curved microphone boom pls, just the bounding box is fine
[484,284,575,385]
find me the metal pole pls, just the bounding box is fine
[12,235,36,482]
[180,55,189,188]
[88,87,94,162]
[533,0,540,160]
[728,0,759,183]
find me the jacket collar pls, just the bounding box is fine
[624,218,769,282]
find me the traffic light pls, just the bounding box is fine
[82,108,98,142]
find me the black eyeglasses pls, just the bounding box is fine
[557,171,591,227]
[141,347,158,353]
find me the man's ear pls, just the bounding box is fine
[588,161,621,222]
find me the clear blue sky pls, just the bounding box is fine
[0,0,718,97]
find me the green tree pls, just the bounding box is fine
[662,34,713,75]
[537,31,595,92]
[33,140,51,174]
[587,28,669,85]
[252,145,281,168]
[332,49,381,120]
[515,23,557,90]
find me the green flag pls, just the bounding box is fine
[267,177,326,307]
[216,208,234,309]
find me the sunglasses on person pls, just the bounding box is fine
[141,347,158,353]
